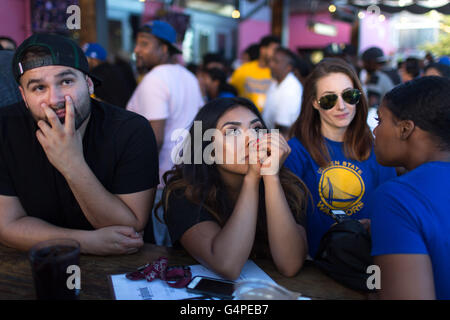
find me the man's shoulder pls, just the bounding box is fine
[0,101,29,127]
[280,73,301,92]
[142,64,196,84]
[241,60,259,69]
[150,63,191,76]
[0,100,26,112]
[233,60,260,74]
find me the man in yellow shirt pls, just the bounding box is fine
[230,35,280,112]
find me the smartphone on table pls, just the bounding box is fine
[186,276,235,300]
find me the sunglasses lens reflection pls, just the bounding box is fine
[342,89,361,105]
[319,94,338,110]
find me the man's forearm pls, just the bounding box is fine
[0,215,89,252]
[0,216,144,256]
[63,160,143,231]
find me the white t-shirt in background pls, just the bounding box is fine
[127,64,204,187]
[262,72,302,130]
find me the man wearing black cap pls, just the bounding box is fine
[0,33,159,255]
[126,20,203,245]
[360,47,395,109]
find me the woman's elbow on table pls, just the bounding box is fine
[217,267,243,281]
[277,259,305,278]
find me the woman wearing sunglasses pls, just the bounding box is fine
[284,58,396,258]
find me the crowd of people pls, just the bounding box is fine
[0,19,448,300]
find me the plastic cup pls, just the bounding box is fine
[233,279,303,300]
[28,239,81,300]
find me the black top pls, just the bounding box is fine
[90,61,136,108]
[0,99,159,230]
[166,187,306,259]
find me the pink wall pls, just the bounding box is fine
[288,12,352,50]
[0,0,31,46]
[238,19,271,57]
[237,11,352,56]
[359,14,395,56]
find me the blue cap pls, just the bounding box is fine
[438,56,450,66]
[82,43,107,61]
[139,20,181,54]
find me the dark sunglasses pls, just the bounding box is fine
[317,88,361,110]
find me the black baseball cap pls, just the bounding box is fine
[361,47,387,63]
[12,33,101,86]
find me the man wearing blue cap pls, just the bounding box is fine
[83,42,108,70]
[82,42,136,108]
[126,20,204,245]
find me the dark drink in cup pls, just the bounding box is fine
[29,239,81,300]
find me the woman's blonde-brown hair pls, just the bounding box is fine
[289,58,373,167]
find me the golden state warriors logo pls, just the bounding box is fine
[317,162,365,216]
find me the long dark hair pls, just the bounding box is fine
[160,97,310,257]
[290,58,373,167]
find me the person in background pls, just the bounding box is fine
[202,67,237,101]
[292,54,313,87]
[229,35,280,112]
[437,56,450,66]
[0,36,17,51]
[83,42,107,70]
[83,43,136,108]
[163,97,309,280]
[262,47,302,139]
[323,43,345,59]
[285,58,396,258]
[360,47,395,109]
[231,43,259,71]
[202,52,227,71]
[424,51,435,66]
[242,44,260,63]
[0,33,159,255]
[399,57,421,83]
[113,53,138,100]
[0,45,22,107]
[343,44,360,76]
[127,20,204,245]
[423,62,450,78]
[369,76,450,300]
[197,53,228,100]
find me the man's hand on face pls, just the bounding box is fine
[36,95,85,177]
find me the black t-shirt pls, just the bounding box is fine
[166,187,306,258]
[90,62,136,108]
[0,99,159,230]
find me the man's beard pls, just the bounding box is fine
[35,96,91,130]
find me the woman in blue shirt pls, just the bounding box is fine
[369,76,450,299]
[284,58,396,258]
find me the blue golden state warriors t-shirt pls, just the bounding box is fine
[369,161,450,299]
[284,137,396,258]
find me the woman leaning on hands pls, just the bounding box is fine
[159,97,310,280]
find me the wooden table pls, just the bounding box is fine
[0,243,366,300]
